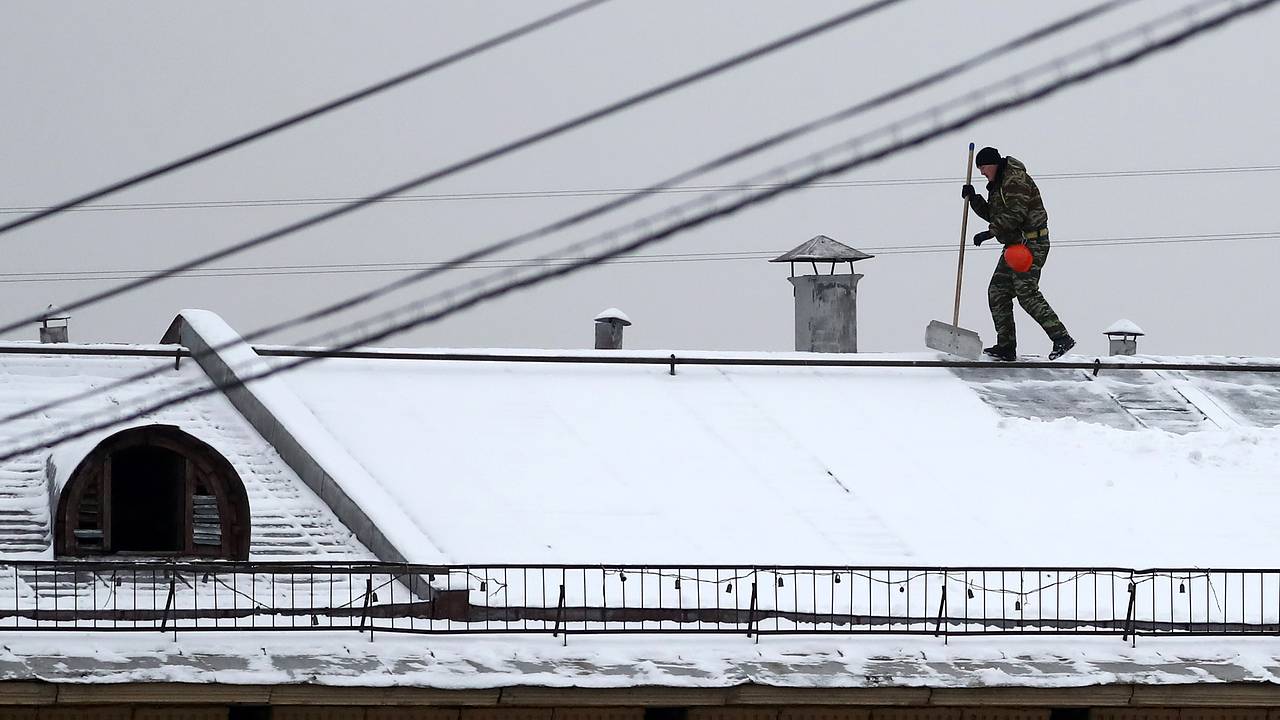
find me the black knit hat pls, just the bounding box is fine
[975,146,1001,167]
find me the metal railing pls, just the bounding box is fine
[251,346,1280,374]
[2,562,1277,643]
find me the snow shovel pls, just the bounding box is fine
[925,142,983,360]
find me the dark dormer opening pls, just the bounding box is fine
[56,425,250,559]
[111,445,184,552]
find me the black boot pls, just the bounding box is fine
[1049,335,1076,360]
[983,345,1017,362]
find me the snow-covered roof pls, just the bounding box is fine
[3,312,1280,692]
[0,633,1276,690]
[1105,319,1146,336]
[7,315,1280,571]
[261,345,1280,567]
[0,345,372,560]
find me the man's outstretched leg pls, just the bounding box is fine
[986,260,1018,361]
[1012,237,1075,359]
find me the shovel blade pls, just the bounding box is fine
[926,320,983,360]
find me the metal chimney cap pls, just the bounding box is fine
[1103,319,1145,337]
[770,235,874,263]
[593,307,632,326]
[39,304,69,322]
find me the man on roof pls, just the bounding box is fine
[962,146,1076,361]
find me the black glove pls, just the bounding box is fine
[961,184,976,199]
[973,230,994,246]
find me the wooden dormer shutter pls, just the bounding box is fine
[190,469,223,552]
[69,460,107,554]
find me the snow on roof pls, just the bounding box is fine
[1,320,1280,690]
[0,347,373,560]
[271,348,1280,567]
[1105,319,1146,336]
[175,309,449,564]
[0,632,1275,689]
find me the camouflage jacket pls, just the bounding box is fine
[969,156,1048,245]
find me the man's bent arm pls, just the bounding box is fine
[969,194,992,221]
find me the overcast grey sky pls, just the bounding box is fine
[1,0,1277,357]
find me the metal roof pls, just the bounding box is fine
[770,235,874,263]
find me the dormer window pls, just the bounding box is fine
[55,425,250,559]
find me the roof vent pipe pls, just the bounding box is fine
[38,304,69,344]
[1104,319,1144,356]
[770,235,874,353]
[594,308,632,350]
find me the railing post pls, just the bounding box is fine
[934,582,948,644]
[1122,575,1137,646]
[359,578,374,641]
[552,583,567,645]
[160,574,178,639]
[745,580,759,641]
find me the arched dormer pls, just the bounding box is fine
[55,425,250,559]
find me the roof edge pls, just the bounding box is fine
[164,311,447,572]
[3,666,1280,699]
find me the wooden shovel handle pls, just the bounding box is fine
[954,143,976,326]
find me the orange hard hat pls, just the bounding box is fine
[1004,243,1034,273]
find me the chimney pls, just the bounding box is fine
[1103,319,1144,356]
[771,235,874,353]
[594,308,631,350]
[38,305,69,344]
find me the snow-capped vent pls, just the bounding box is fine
[1104,319,1145,356]
[594,307,632,350]
[38,304,69,344]
[771,235,874,353]
[594,307,632,325]
[1105,319,1145,336]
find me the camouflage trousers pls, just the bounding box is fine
[988,235,1069,349]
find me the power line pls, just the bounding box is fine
[0,229,1271,284]
[0,0,1231,431]
[869,230,1280,255]
[2,0,1269,463]
[0,0,906,339]
[0,162,1273,216]
[0,0,1127,426]
[0,0,611,237]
